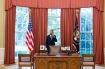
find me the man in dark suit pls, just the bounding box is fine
[46,29,57,53]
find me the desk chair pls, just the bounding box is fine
[81,54,95,69]
[49,46,61,54]
[18,54,34,69]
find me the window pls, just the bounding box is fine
[15,6,29,58]
[80,8,93,55]
[48,9,61,45]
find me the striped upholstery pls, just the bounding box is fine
[82,54,95,69]
[0,65,6,69]
[18,54,33,69]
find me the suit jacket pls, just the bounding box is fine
[46,35,57,47]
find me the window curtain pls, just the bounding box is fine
[96,0,104,11]
[31,8,48,55]
[60,9,76,50]
[4,6,16,64]
[71,0,96,8]
[93,8,104,64]
[6,0,104,11]
[37,0,70,8]
[5,0,13,10]
[12,0,37,8]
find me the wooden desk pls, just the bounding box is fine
[39,50,47,53]
[39,50,68,53]
[34,53,81,69]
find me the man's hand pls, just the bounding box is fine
[52,33,55,37]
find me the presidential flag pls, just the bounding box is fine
[26,15,34,52]
[73,16,80,53]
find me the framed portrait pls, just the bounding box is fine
[40,45,45,50]
[61,47,66,50]
[65,46,70,50]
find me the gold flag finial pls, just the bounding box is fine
[29,8,31,16]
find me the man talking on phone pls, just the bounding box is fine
[46,29,57,53]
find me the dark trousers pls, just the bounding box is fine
[76,45,79,52]
[46,46,49,53]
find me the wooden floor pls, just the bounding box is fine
[6,64,105,69]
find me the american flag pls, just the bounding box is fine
[26,15,34,52]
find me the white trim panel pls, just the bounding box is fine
[0,48,4,64]
[104,48,105,64]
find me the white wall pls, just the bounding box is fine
[0,0,5,64]
[0,0,5,48]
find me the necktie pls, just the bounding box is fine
[50,35,52,40]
